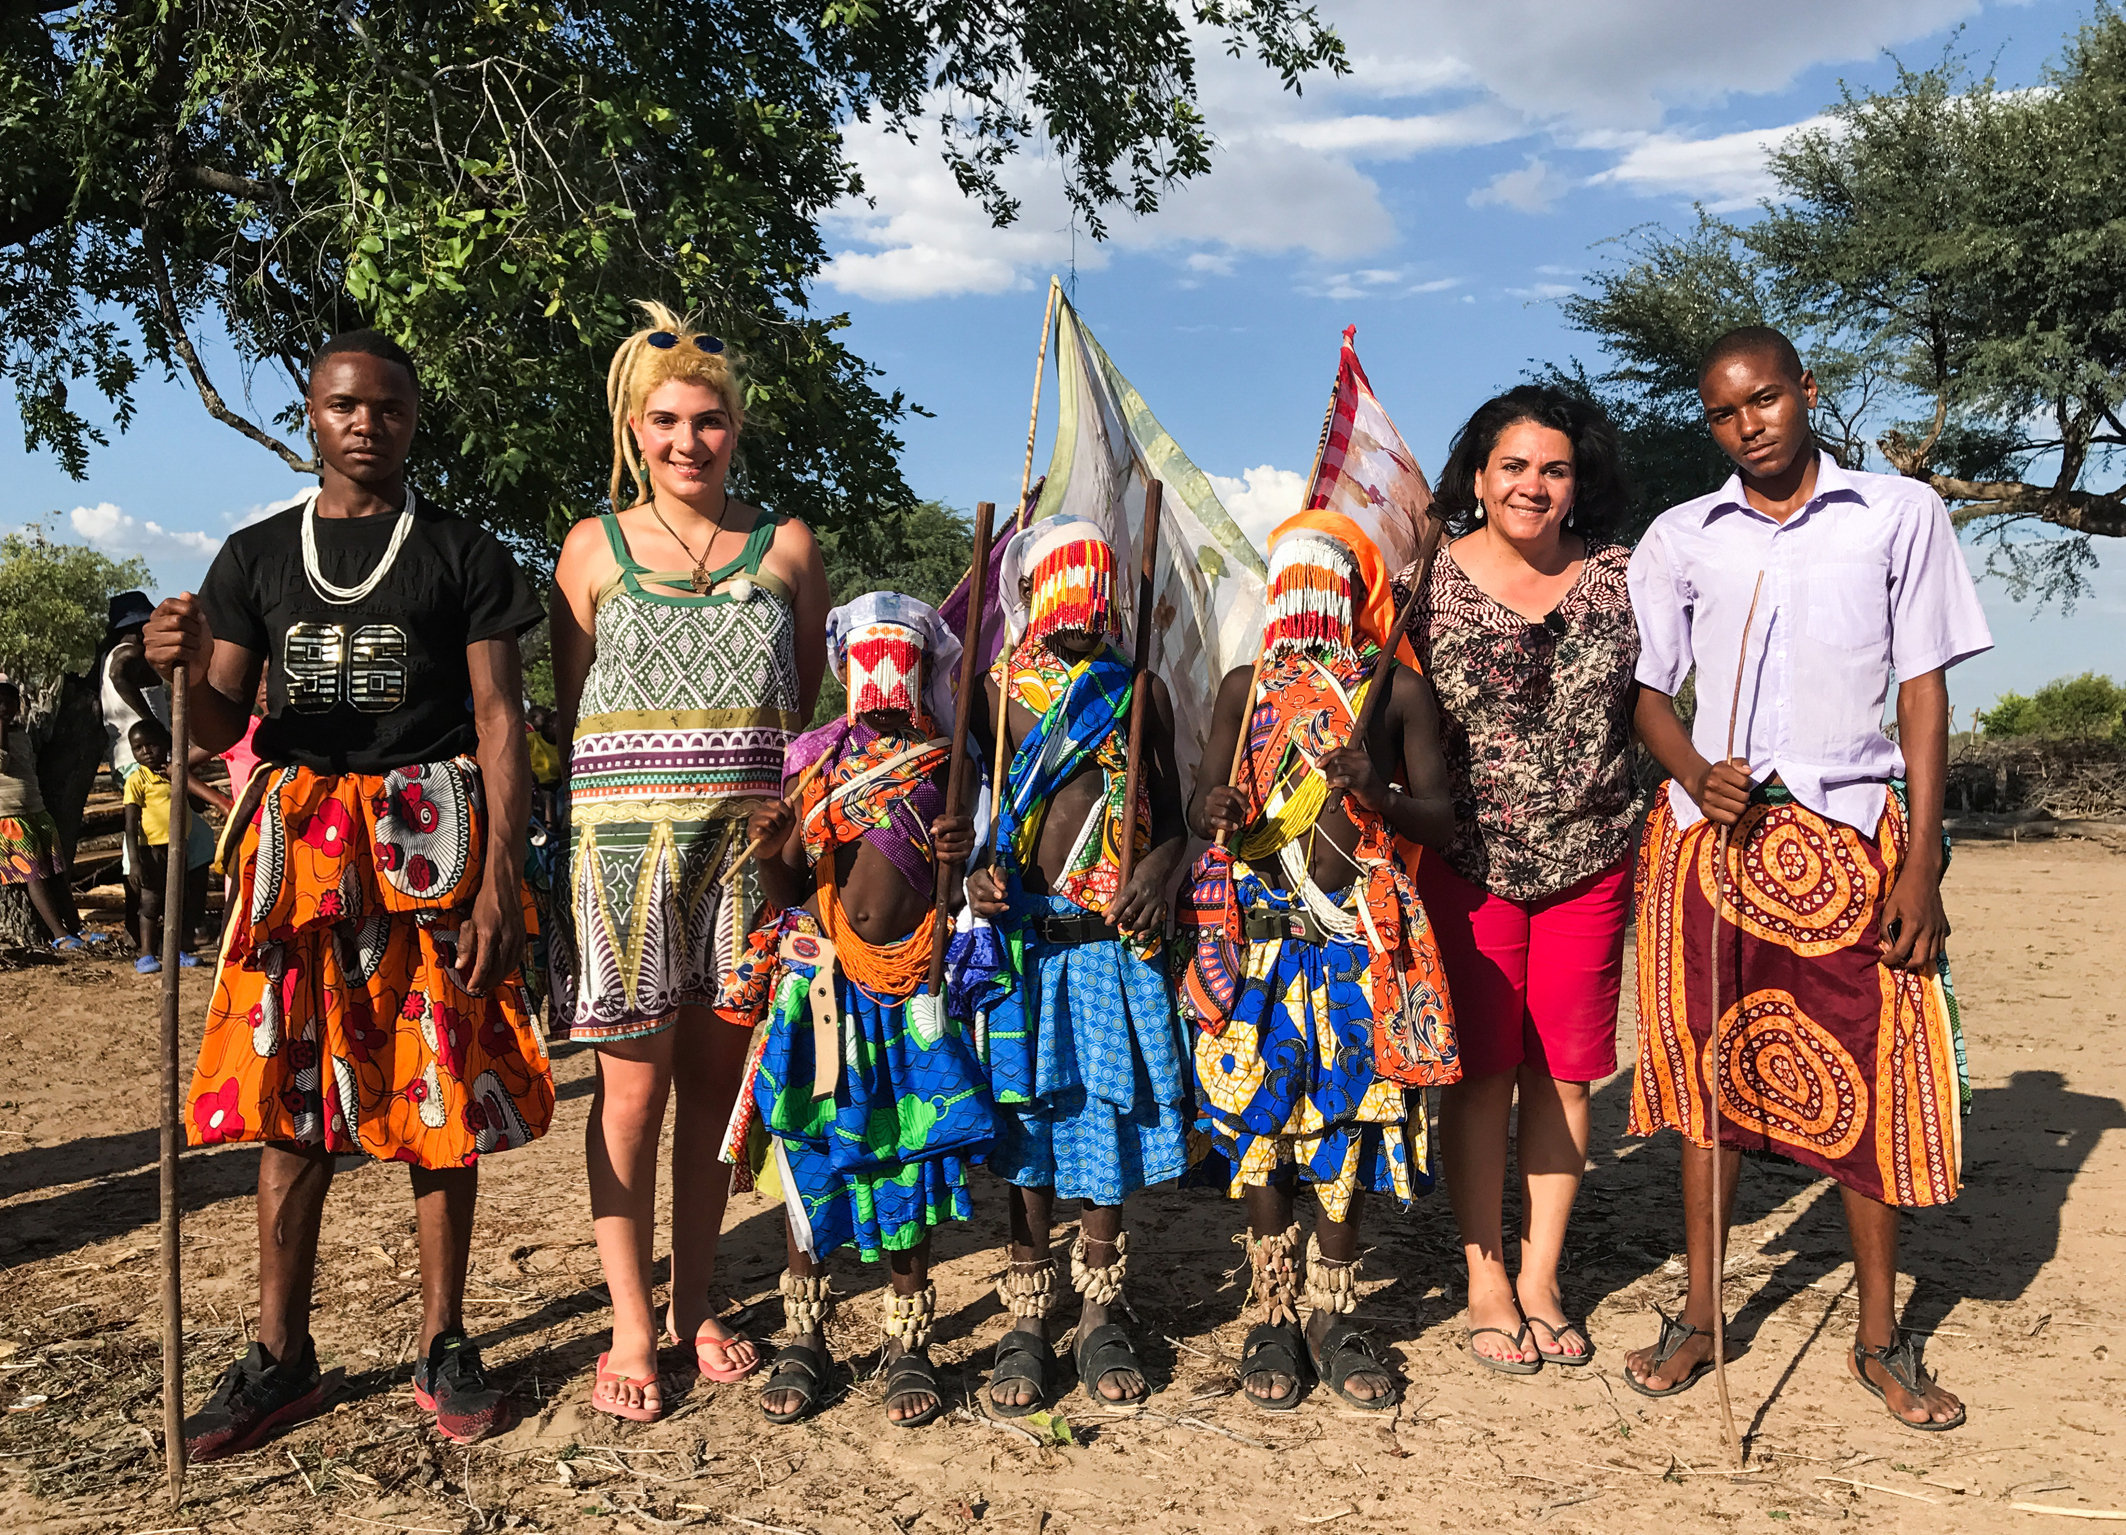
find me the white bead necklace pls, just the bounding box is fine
[300,485,418,606]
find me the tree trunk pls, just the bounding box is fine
[0,669,106,950]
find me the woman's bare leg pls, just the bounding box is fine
[586,1030,674,1414]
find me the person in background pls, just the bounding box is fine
[0,678,86,949]
[121,717,215,973]
[1411,386,1642,1374]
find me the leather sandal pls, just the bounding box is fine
[1074,1320,1148,1405]
[758,1343,827,1425]
[1623,1306,1715,1398]
[882,1347,947,1428]
[988,1328,1054,1418]
[1239,1320,1307,1412]
[1850,1331,1966,1432]
[1310,1317,1397,1411]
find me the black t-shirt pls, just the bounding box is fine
[199,494,544,774]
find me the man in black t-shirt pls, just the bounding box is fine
[146,330,555,1457]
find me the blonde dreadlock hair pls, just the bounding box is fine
[605,300,746,514]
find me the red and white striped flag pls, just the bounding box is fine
[1304,325,1434,579]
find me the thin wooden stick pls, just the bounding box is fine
[1341,509,1446,804]
[1213,375,1343,849]
[1707,569,1766,1468]
[160,669,189,1501]
[928,499,997,994]
[1018,278,1061,525]
[1113,480,1163,908]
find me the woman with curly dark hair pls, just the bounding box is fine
[1404,385,1643,1375]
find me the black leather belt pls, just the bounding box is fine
[1036,911,1119,946]
[1243,906,1336,945]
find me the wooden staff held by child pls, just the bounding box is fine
[927,499,998,996]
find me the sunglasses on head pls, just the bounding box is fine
[647,330,725,355]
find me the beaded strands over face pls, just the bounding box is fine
[1263,535,1360,661]
[301,487,419,607]
[1025,538,1118,646]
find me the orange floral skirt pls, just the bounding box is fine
[187,760,555,1168]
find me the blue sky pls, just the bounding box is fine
[5,0,2122,718]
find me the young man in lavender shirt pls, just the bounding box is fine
[1622,326,1988,1432]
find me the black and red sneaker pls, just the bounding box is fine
[412,1331,514,1444]
[184,1338,340,1463]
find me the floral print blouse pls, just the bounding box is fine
[1409,539,1643,900]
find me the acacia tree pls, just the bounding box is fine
[1563,11,2126,599]
[0,1,1343,553]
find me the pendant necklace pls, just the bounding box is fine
[301,485,418,606]
[650,489,736,595]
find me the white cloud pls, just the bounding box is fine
[817,0,1978,298]
[1408,277,1463,294]
[1207,464,1309,549]
[69,502,221,562]
[1273,103,1525,159]
[1329,0,1978,130]
[1586,116,1832,210]
[1469,157,1569,214]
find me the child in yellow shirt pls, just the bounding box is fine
[123,719,217,974]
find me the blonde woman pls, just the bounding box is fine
[551,304,829,1421]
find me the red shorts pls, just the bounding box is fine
[1415,851,1631,1084]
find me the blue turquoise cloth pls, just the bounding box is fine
[990,647,1134,889]
[983,893,1189,1204]
[752,956,994,1261]
[1191,868,1428,1215]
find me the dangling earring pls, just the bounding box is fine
[1473,497,1487,522]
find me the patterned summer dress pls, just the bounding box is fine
[556,511,802,1040]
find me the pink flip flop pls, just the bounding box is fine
[692,1323,761,1384]
[590,1352,664,1422]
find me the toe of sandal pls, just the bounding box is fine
[1312,1317,1398,1411]
[988,1330,1055,1419]
[1851,1333,1967,1433]
[1239,1321,1307,1413]
[883,1348,946,1429]
[1073,1321,1148,1406]
[758,1343,827,1425]
[1528,1316,1595,1367]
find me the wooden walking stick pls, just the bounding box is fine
[1112,480,1163,908]
[926,499,998,1001]
[160,669,190,1500]
[1706,569,1767,1468]
[1213,377,1344,849]
[1338,507,1447,809]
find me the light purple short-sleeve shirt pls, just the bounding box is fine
[1628,453,1993,834]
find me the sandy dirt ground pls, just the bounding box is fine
[1,837,2122,1534]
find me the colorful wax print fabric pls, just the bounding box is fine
[1629,780,1967,1207]
[718,908,992,1261]
[187,760,554,1167]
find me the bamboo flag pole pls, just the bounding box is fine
[1707,569,1767,1467]
[928,499,998,996]
[1112,480,1163,908]
[160,669,190,1501]
[1017,278,1061,527]
[1214,375,1343,848]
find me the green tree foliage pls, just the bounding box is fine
[1559,10,2126,594]
[0,2,1343,557]
[0,524,151,693]
[1975,672,2126,740]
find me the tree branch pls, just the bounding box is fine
[180,165,284,203]
[144,224,315,474]
[1916,464,2126,539]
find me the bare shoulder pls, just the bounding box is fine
[555,515,618,588]
[1215,662,1255,705]
[763,505,821,563]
